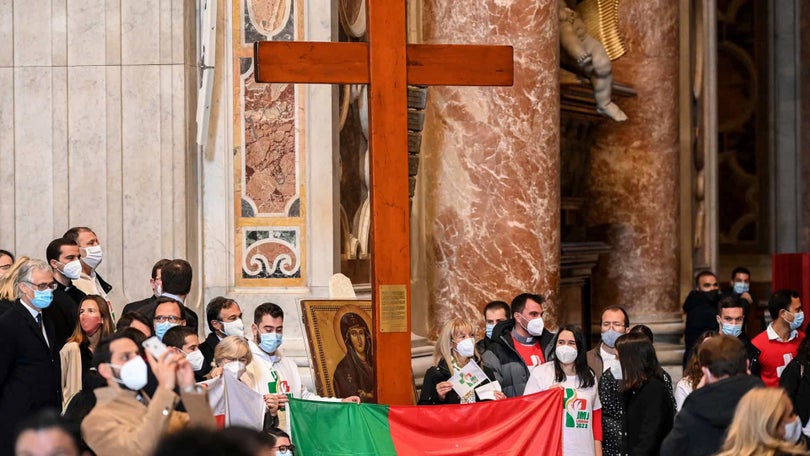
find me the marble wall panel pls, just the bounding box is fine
[105,66,125,298]
[105,0,121,65]
[14,0,52,66]
[171,64,188,255]
[67,0,106,66]
[583,0,680,317]
[418,0,560,332]
[51,67,69,233]
[121,65,165,298]
[121,0,160,64]
[14,67,54,254]
[802,5,810,251]
[0,69,13,248]
[67,67,108,230]
[0,0,12,66]
[52,0,67,66]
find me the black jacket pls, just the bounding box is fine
[418,358,496,405]
[682,290,721,367]
[738,332,761,377]
[121,295,157,317]
[780,356,810,426]
[198,331,220,378]
[624,376,674,456]
[46,282,84,350]
[0,301,62,455]
[480,319,554,397]
[660,374,762,456]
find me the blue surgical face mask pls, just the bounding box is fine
[154,321,178,340]
[485,323,495,339]
[601,329,623,348]
[31,289,53,309]
[785,311,805,331]
[260,332,283,354]
[733,281,749,294]
[721,323,742,337]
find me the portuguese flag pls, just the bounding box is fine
[289,388,563,455]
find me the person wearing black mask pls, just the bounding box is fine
[682,271,721,369]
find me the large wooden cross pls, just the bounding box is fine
[254,2,513,405]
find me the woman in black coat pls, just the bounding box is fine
[419,318,505,405]
[617,332,675,456]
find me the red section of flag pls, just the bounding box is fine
[215,414,226,429]
[387,388,563,455]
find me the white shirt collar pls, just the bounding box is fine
[160,292,185,304]
[766,323,798,342]
[600,345,617,361]
[22,300,41,320]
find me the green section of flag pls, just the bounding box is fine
[289,397,397,455]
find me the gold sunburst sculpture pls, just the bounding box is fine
[576,0,626,61]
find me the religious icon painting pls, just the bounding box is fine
[300,300,376,403]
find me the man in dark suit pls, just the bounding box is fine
[133,259,199,332]
[45,237,86,349]
[122,258,171,317]
[199,296,244,377]
[0,259,62,455]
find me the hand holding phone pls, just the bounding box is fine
[143,336,168,359]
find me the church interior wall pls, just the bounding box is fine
[0,0,195,315]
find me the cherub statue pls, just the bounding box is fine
[559,0,627,121]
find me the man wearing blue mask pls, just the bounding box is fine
[587,305,629,380]
[0,259,62,455]
[152,297,186,341]
[716,295,760,376]
[752,289,806,387]
[475,300,510,356]
[245,302,360,429]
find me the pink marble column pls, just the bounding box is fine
[583,0,680,317]
[418,0,560,332]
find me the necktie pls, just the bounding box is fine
[35,313,42,329]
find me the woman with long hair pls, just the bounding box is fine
[716,387,806,456]
[674,330,716,412]
[616,332,674,455]
[0,255,30,305]
[418,317,504,404]
[59,294,116,409]
[525,324,602,456]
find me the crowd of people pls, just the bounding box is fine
[418,284,809,456]
[1,234,809,456]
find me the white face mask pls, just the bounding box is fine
[555,345,578,364]
[520,314,545,336]
[220,318,245,338]
[82,245,103,269]
[111,356,148,391]
[223,360,246,378]
[59,259,83,280]
[784,416,802,443]
[184,349,205,371]
[454,337,475,358]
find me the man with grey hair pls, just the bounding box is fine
[0,259,62,455]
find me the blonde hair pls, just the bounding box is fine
[716,388,807,456]
[213,336,252,367]
[434,318,478,376]
[0,256,30,300]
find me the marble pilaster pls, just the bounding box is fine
[582,0,680,318]
[416,0,560,334]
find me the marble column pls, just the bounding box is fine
[582,0,680,322]
[414,0,560,334]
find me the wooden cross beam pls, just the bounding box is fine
[254,2,513,405]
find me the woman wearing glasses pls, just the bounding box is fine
[60,294,116,410]
[525,325,602,456]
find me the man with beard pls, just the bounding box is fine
[332,312,374,402]
[683,271,721,368]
